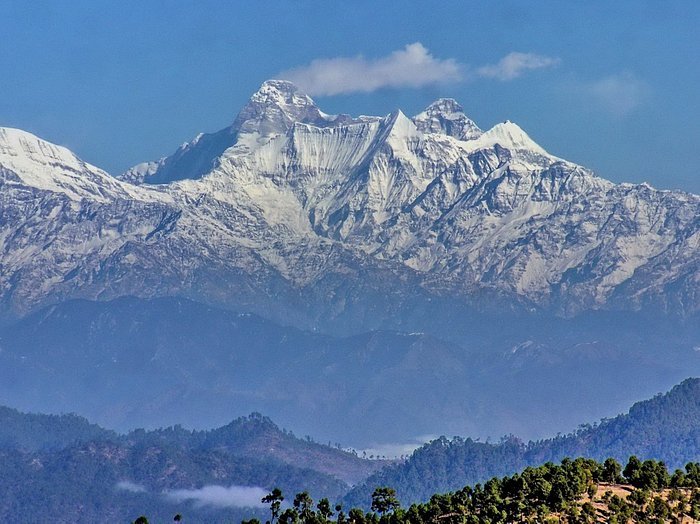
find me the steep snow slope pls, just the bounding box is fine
[0,80,698,328]
[0,127,141,201]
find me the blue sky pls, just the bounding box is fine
[2,1,699,192]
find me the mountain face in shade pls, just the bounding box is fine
[0,295,697,446]
[0,79,698,333]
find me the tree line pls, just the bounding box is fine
[233,456,700,524]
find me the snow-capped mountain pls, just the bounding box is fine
[412,98,482,140]
[1,80,698,328]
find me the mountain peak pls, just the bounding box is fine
[0,126,92,185]
[387,109,420,138]
[259,78,299,92]
[251,79,311,106]
[0,127,77,165]
[472,120,548,156]
[424,98,465,115]
[232,79,330,136]
[0,126,131,200]
[413,98,482,141]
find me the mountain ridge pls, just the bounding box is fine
[0,295,697,446]
[0,79,697,329]
[0,406,384,524]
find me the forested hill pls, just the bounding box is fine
[238,457,700,524]
[530,378,700,467]
[127,412,384,485]
[2,379,700,521]
[0,410,386,523]
[344,378,700,507]
[0,406,115,451]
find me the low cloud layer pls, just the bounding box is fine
[116,480,147,493]
[582,72,650,116]
[353,434,437,459]
[164,485,269,509]
[477,52,560,81]
[280,43,462,96]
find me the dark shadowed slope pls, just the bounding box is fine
[0,406,114,451]
[0,296,698,447]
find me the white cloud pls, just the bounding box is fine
[279,45,561,96]
[164,485,269,509]
[352,434,437,459]
[116,480,147,493]
[582,72,650,116]
[279,42,463,96]
[477,52,560,81]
